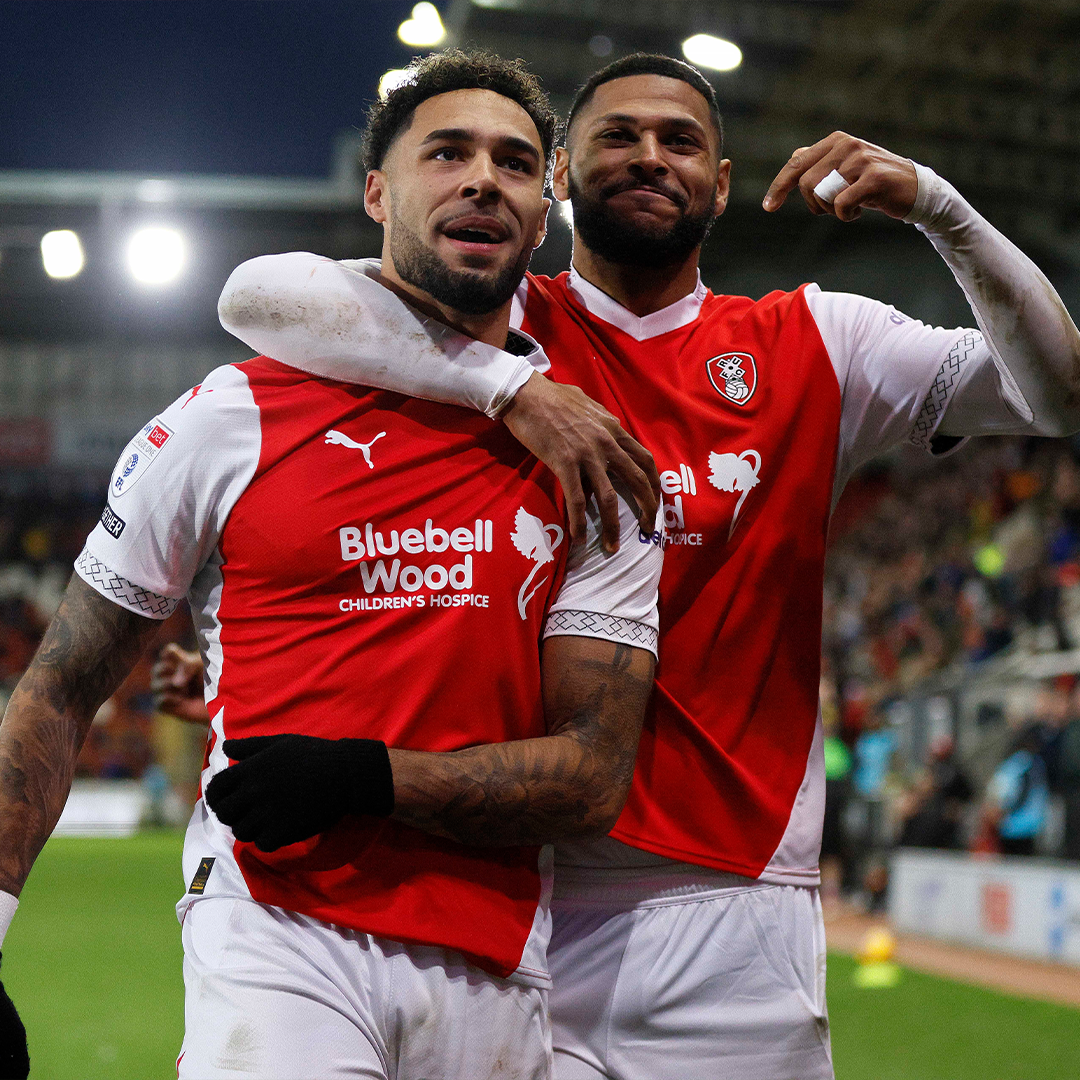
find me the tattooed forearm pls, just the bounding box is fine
[0,575,160,895]
[388,638,654,846]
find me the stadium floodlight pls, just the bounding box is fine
[681,33,742,72]
[41,230,85,279]
[127,226,185,285]
[379,68,412,100]
[397,3,445,47]
[558,199,574,227]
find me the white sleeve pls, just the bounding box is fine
[543,498,662,658]
[904,162,1080,439]
[74,364,261,618]
[218,253,538,417]
[808,288,1009,491]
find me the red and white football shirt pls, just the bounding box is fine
[76,341,661,984]
[215,251,1029,885]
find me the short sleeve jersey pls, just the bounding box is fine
[516,269,1002,883]
[76,351,661,984]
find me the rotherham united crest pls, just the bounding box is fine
[706,353,757,406]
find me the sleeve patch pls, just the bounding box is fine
[909,331,983,450]
[75,549,180,618]
[543,609,659,654]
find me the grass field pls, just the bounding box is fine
[4,832,1078,1079]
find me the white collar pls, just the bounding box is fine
[566,266,707,341]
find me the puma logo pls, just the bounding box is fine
[324,429,386,470]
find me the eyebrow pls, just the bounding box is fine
[419,128,541,160]
[590,112,707,136]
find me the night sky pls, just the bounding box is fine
[0,0,427,178]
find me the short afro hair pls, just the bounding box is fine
[361,50,558,179]
[566,53,723,155]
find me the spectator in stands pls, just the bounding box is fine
[820,672,853,907]
[1053,683,1080,860]
[896,734,974,850]
[985,724,1050,856]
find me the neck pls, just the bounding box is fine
[571,243,700,317]
[376,261,512,349]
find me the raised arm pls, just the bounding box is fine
[764,131,1080,437]
[218,254,660,550]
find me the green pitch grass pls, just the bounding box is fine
[3,833,1079,1079]
[828,952,1080,1079]
[4,831,186,1080]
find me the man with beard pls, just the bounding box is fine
[214,52,1080,1080]
[0,52,665,1080]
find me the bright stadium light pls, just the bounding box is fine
[127,226,185,285]
[40,230,84,279]
[558,199,573,227]
[398,3,445,47]
[379,68,412,99]
[681,33,742,72]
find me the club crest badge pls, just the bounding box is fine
[706,353,757,406]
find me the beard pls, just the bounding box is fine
[567,173,716,267]
[389,209,533,316]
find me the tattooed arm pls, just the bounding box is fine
[0,576,160,897]
[387,635,654,846]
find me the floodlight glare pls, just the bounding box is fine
[681,34,742,72]
[379,68,412,100]
[558,199,574,227]
[398,3,446,47]
[127,227,185,285]
[40,230,84,279]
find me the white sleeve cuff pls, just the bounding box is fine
[0,891,18,947]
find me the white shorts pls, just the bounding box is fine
[177,896,551,1080]
[548,867,833,1080]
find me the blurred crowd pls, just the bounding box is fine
[820,435,1080,907]
[6,436,1080,861]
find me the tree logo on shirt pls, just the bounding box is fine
[706,353,757,406]
[511,507,564,620]
[707,450,762,539]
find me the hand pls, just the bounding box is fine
[205,734,393,853]
[151,644,209,724]
[501,373,661,552]
[763,131,918,223]
[0,954,29,1080]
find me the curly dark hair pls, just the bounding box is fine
[361,50,558,179]
[566,53,723,155]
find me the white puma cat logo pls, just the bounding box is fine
[324,429,386,470]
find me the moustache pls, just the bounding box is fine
[599,179,689,211]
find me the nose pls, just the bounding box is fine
[460,152,501,202]
[629,133,667,177]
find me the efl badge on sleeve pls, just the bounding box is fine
[706,353,757,406]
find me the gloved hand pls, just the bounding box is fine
[205,734,394,852]
[0,952,29,1080]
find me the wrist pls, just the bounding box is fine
[903,161,966,234]
[345,739,394,817]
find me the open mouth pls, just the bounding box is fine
[441,218,510,249]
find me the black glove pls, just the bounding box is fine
[205,734,394,853]
[0,952,29,1080]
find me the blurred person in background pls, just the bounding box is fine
[985,723,1050,856]
[1051,680,1080,860]
[896,734,974,851]
[214,47,1080,1080]
[819,672,853,908]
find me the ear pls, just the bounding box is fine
[533,198,551,249]
[364,170,389,224]
[714,159,732,217]
[551,147,570,202]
